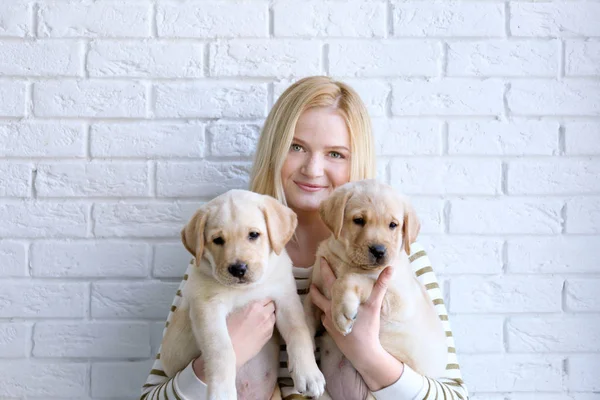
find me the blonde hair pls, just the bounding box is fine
[249,76,376,204]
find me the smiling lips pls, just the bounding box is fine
[295,181,327,192]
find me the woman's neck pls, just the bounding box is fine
[285,209,332,268]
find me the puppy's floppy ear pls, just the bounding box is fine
[402,199,420,255]
[319,187,351,239]
[261,196,298,255]
[181,206,209,266]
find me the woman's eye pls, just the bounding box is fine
[290,144,303,152]
[353,217,366,226]
[212,237,225,245]
[389,222,398,229]
[248,231,260,240]
[329,151,344,159]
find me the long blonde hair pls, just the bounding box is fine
[249,76,376,205]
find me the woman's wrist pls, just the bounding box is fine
[352,344,404,391]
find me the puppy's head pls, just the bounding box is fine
[181,190,297,287]
[319,180,419,270]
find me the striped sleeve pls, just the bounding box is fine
[373,242,469,400]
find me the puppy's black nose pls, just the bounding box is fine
[228,263,247,278]
[369,245,387,260]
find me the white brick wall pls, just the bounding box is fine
[0,1,598,398]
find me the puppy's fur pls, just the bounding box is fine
[161,190,325,400]
[304,180,447,399]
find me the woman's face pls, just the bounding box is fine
[281,107,351,214]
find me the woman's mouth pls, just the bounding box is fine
[295,181,327,192]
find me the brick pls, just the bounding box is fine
[153,243,191,278]
[0,282,86,318]
[508,159,600,195]
[565,121,600,155]
[392,1,504,37]
[566,40,600,76]
[91,281,179,319]
[411,198,444,234]
[35,162,149,197]
[0,202,88,238]
[450,276,563,313]
[376,159,388,184]
[208,123,261,157]
[210,40,320,77]
[0,162,31,197]
[372,119,441,155]
[391,158,501,195]
[0,241,26,277]
[0,361,87,397]
[391,79,504,116]
[508,237,600,274]
[421,237,503,275]
[568,356,600,391]
[156,161,251,198]
[0,80,25,117]
[0,323,29,357]
[566,198,600,234]
[511,395,600,400]
[0,40,81,76]
[31,241,148,278]
[338,79,389,117]
[511,3,600,37]
[508,80,600,116]
[91,122,204,158]
[38,3,150,38]
[91,360,154,398]
[451,316,503,353]
[447,40,558,77]
[157,1,267,38]
[154,82,266,118]
[450,199,563,234]
[150,321,165,356]
[0,122,85,157]
[329,41,440,77]
[0,3,29,37]
[34,322,150,358]
[448,120,559,155]
[566,279,600,312]
[507,316,600,352]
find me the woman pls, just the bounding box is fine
[140,76,469,400]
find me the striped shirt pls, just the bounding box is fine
[140,242,469,400]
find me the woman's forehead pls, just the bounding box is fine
[294,108,350,147]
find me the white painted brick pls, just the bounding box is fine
[0,80,25,117]
[568,356,600,391]
[450,276,563,313]
[448,120,559,155]
[150,321,164,356]
[391,158,501,195]
[0,3,30,37]
[153,243,191,278]
[508,159,600,195]
[154,82,266,118]
[376,158,389,184]
[156,161,251,197]
[208,123,261,157]
[0,241,26,277]
[508,237,600,274]
[565,121,600,155]
[91,360,154,398]
[91,281,179,319]
[0,122,85,157]
[372,119,441,155]
[392,2,504,37]
[566,279,600,312]
[447,40,558,77]
[38,3,150,38]
[451,315,503,353]
[329,41,440,77]
[35,162,149,197]
[461,355,563,392]
[411,198,445,234]
[566,40,600,76]
[422,237,503,275]
[31,241,148,278]
[88,41,203,78]
[34,80,147,118]
[0,162,31,197]
[471,395,504,400]
[511,395,600,400]
[508,80,600,116]
[274,0,385,38]
[0,282,86,318]
[91,122,204,158]
[157,1,267,38]
[0,361,87,397]
[391,79,504,116]
[210,40,320,77]
[566,198,600,234]
[338,79,389,117]
[33,322,150,358]
[0,40,81,76]
[0,323,29,357]
[93,202,197,238]
[450,199,563,234]
[511,3,600,37]
[507,316,600,353]
[0,202,88,238]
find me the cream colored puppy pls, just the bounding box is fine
[161,190,325,400]
[304,180,447,398]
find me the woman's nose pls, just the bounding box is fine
[301,154,324,177]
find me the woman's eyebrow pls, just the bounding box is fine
[292,137,349,152]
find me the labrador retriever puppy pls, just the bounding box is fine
[161,189,325,400]
[304,180,447,399]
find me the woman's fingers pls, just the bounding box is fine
[310,284,330,313]
[365,267,392,310]
[320,258,336,289]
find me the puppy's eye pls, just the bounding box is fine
[212,237,225,245]
[353,217,365,226]
[389,222,398,229]
[248,231,260,240]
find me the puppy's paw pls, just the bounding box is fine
[290,362,326,399]
[333,301,359,336]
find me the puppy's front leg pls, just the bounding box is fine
[189,300,236,400]
[331,274,373,336]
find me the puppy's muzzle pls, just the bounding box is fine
[228,262,247,278]
[368,244,387,265]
